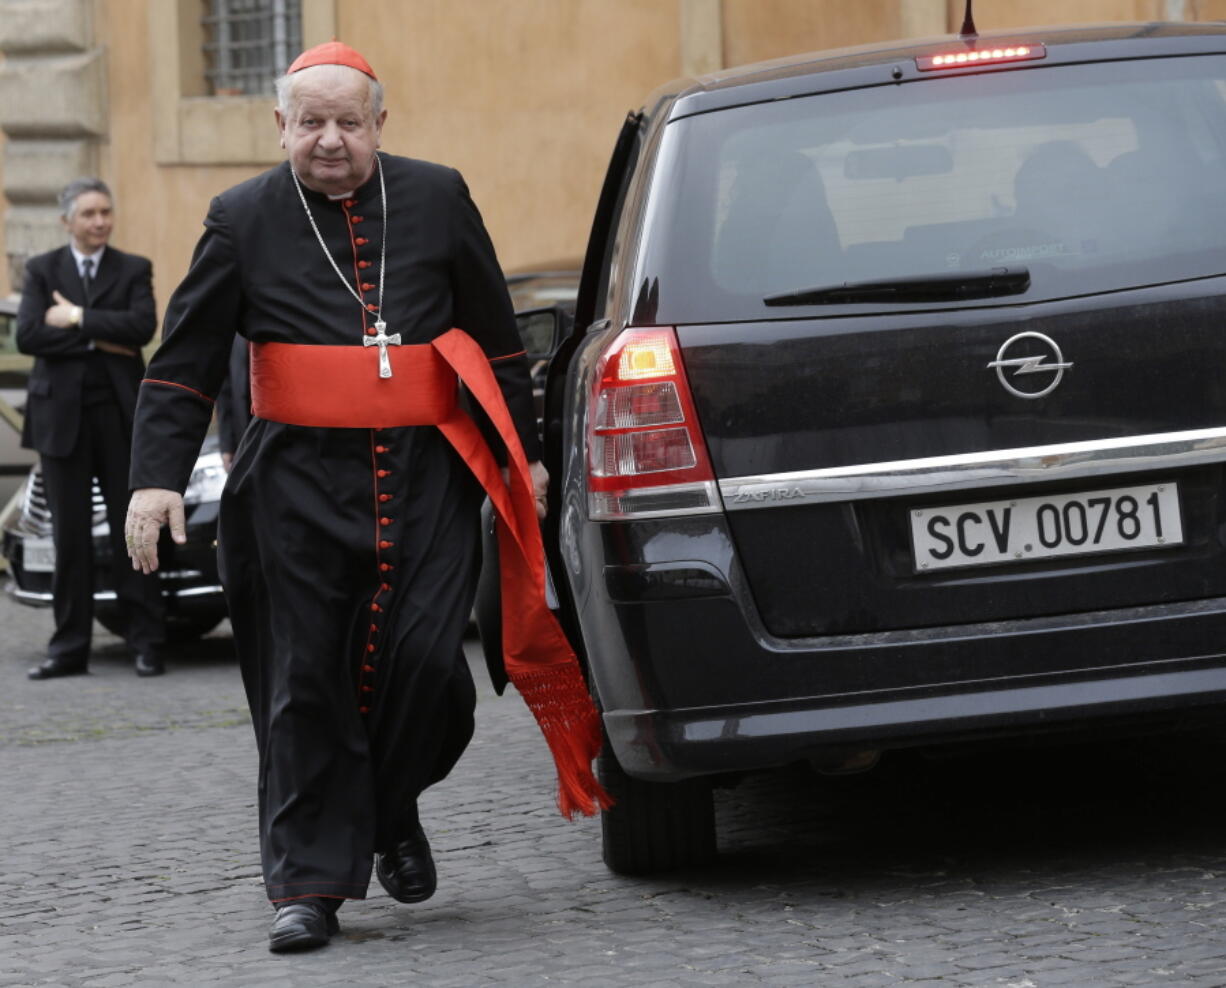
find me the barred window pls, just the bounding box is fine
[202,0,302,97]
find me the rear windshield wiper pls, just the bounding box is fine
[763,266,1030,306]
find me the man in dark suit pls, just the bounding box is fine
[17,177,166,679]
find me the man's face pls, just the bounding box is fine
[276,67,386,196]
[63,191,113,253]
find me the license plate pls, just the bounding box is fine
[910,481,1182,573]
[23,537,55,573]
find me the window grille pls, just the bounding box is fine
[202,0,302,97]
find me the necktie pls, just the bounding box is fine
[81,257,93,305]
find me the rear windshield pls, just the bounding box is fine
[635,54,1226,323]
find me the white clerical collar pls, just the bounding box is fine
[70,243,105,276]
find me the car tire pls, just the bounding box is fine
[96,610,224,644]
[597,738,717,875]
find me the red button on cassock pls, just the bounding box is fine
[350,215,364,224]
[355,237,369,245]
[371,603,381,613]
[361,282,375,292]
[366,303,378,312]
[380,517,393,526]
[379,494,392,503]
[344,199,356,208]
[362,664,375,673]
[367,643,376,653]
[382,583,392,592]
[375,445,387,453]
[370,623,378,633]
[377,469,390,478]
[379,540,392,549]
[359,706,370,714]
[358,260,372,269]
[366,327,378,335]
[362,685,374,693]
[379,563,391,572]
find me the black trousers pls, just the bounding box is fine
[39,399,165,662]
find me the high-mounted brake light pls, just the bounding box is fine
[917,43,1046,72]
[587,328,720,520]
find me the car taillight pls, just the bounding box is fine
[587,327,720,520]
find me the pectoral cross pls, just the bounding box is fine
[363,320,401,379]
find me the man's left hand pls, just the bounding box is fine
[44,290,82,329]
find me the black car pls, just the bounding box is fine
[1,434,227,642]
[512,20,1226,874]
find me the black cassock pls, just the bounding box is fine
[130,155,539,903]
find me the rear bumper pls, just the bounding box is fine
[605,661,1226,779]
[579,523,1226,779]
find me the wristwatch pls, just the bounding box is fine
[70,305,83,327]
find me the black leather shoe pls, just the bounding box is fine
[268,901,339,953]
[134,652,165,677]
[376,824,437,903]
[27,657,88,681]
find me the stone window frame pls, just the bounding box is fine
[150,0,334,165]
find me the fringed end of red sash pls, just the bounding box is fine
[509,663,614,818]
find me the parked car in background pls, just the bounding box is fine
[480,20,1226,876]
[1,432,228,642]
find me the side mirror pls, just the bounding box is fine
[514,306,565,360]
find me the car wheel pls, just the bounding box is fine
[96,610,224,644]
[597,738,717,875]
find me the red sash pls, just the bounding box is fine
[250,332,611,818]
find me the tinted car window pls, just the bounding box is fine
[637,55,1226,322]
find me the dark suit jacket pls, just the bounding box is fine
[17,245,157,458]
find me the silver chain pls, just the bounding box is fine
[289,152,388,330]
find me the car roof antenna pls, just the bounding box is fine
[959,0,978,40]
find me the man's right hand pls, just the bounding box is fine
[125,488,187,574]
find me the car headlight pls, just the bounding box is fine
[183,451,227,506]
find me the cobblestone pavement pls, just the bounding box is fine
[2,592,1226,986]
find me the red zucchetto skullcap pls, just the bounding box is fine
[287,41,378,80]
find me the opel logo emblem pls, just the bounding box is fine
[987,331,1072,399]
